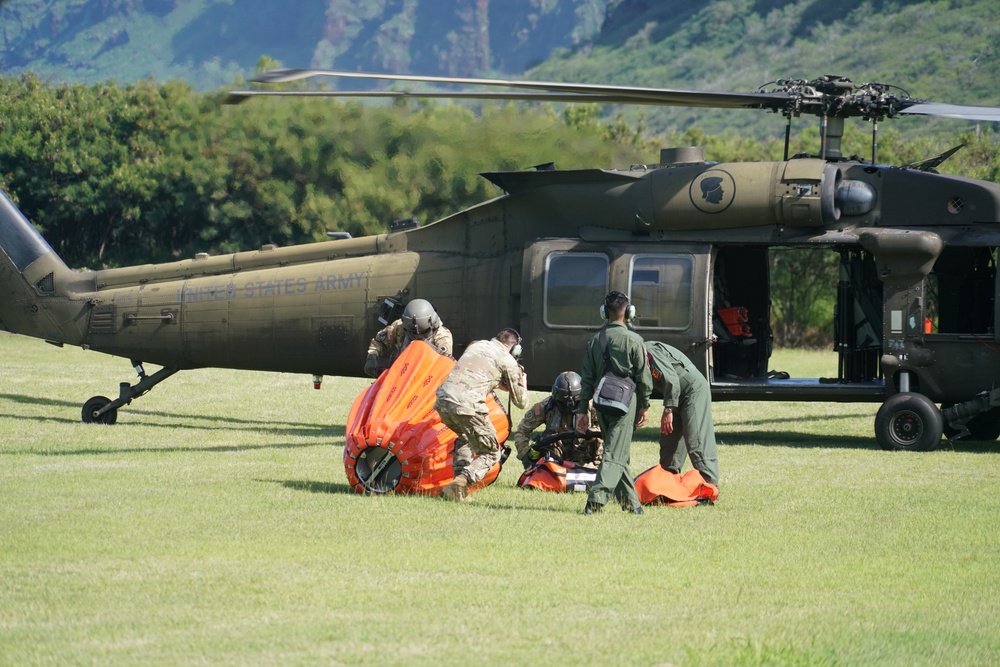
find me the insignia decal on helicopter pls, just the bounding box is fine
[689,169,736,214]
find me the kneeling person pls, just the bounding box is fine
[515,371,603,469]
[434,328,529,501]
[365,299,453,377]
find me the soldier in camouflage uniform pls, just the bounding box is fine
[515,371,604,469]
[576,291,652,515]
[435,328,529,501]
[365,299,453,377]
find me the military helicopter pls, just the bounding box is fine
[2,68,1000,452]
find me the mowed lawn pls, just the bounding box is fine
[1,333,998,666]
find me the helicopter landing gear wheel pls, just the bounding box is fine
[82,396,118,425]
[874,392,942,452]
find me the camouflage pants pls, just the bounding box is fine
[526,434,604,469]
[435,399,500,484]
[555,436,604,468]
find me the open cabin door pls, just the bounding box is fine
[921,244,1000,403]
[520,239,712,384]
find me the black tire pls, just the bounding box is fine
[82,396,118,425]
[874,393,943,451]
[942,406,1000,441]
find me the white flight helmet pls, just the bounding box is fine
[401,299,441,340]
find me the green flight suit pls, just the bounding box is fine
[646,340,720,486]
[578,322,653,510]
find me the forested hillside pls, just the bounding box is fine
[530,0,1000,138]
[4,0,998,140]
[0,0,607,89]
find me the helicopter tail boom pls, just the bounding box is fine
[0,190,90,345]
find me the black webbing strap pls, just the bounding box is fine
[599,327,612,376]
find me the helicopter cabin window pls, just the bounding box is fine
[543,253,610,327]
[629,254,693,329]
[925,246,997,336]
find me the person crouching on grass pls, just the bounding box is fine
[435,328,529,502]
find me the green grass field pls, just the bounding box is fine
[2,333,998,666]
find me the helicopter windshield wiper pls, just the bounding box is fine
[902,144,965,172]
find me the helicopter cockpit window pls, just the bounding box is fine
[629,255,693,329]
[544,253,609,327]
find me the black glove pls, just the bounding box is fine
[364,354,379,377]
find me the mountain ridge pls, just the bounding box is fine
[2,0,997,139]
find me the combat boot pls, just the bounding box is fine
[583,501,603,515]
[440,474,468,502]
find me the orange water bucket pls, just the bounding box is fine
[344,340,511,496]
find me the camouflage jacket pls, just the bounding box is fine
[515,398,603,466]
[367,319,453,360]
[436,339,528,412]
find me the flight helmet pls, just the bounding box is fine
[551,371,582,412]
[401,299,441,340]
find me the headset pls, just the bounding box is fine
[497,328,522,358]
[600,291,635,321]
[510,329,523,359]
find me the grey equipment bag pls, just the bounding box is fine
[592,328,636,416]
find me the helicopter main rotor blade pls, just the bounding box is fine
[224,89,668,105]
[245,68,1000,123]
[898,102,1000,122]
[250,68,791,110]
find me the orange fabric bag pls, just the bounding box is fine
[634,466,719,506]
[345,340,511,496]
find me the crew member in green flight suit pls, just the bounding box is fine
[645,339,720,487]
[575,291,652,515]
